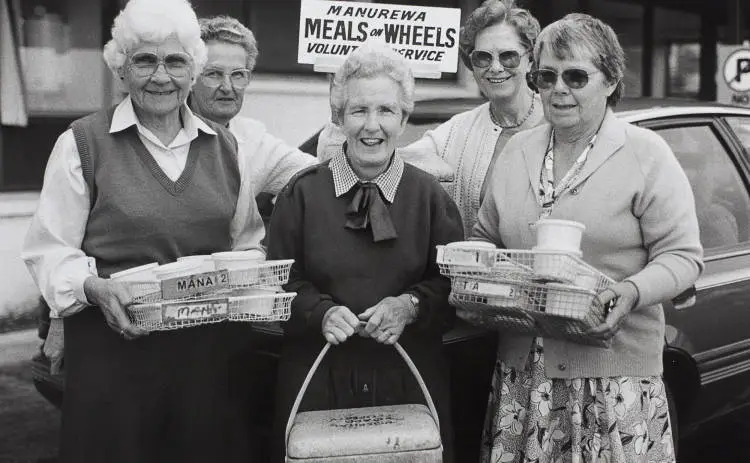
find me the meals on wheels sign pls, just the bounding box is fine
[298,0,461,78]
[717,44,750,107]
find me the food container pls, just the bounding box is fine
[438,241,496,274]
[211,249,266,271]
[285,343,442,462]
[177,255,216,273]
[109,262,159,281]
[544,282,597,320]
[573,272,600,291]
[153,259,207,281]
[110,263,161,302]
[534,219,586,253]
[532,249,580,283]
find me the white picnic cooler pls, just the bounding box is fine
[285,342,443,462]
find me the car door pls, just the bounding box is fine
[638,115,750,428]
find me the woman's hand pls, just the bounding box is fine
[83,276,149,340]
[586,281,640,340]
[358,295,417,345]
[321,305,360,345]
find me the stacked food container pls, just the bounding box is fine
[111,249,296,331]
[437,220,615,346]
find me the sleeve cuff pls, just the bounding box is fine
[308,300,337,332]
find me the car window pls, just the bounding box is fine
[725,117,750,156]
[655,124,750,249]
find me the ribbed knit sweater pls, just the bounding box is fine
[473,110,704,378]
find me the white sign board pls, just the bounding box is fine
[717,45,750,106]
[298,0,461,79]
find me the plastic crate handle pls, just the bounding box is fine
[284,340,441,449]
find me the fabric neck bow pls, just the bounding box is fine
[345,182,398,242]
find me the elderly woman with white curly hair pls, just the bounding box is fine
[21,0,260,461]
[268,42,463,461]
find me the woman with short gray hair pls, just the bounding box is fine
[268,42,463,461]
[22,0,259,461]
[472,13,702,462]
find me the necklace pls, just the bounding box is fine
[489,95,536,129]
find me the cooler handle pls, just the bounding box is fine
[284,340,441,449]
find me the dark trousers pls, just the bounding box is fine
[61,308,241,463]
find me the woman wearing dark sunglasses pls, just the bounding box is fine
[22,1,260,461]
[400,0,544,237]
[472,13,702,462]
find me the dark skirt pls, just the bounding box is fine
[273,334,454,462]
[60,307,243,463]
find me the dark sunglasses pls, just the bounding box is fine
[469,49,527,69]
[529,68,600,90]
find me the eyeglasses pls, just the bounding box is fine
[469,49,527,69]
[529,68,600,90]
[199,68,252,89]
[128,52,193,78]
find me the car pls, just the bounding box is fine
[32,97,750,460]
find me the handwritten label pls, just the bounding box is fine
[162,299,229,323]
[461,280,515,298]
[160,270,229,300]
[298,0,461,78]
[329,413,405,429]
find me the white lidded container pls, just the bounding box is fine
[544,282,597,320]
[153,259,206,281]
[441,241,496,273]
[211,248,266,271]
[109,262,159,282]
[177,254,216,273]
[532,248,581,283]
[533,219,586,253]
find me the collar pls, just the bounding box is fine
[329,144,404,203]
[109,95,217,137]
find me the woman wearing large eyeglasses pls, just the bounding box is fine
[22,1,258,462]
[472,14,703,462]
[400,0,545,237]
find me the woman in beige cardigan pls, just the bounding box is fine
[472,13,703,462]
[400,0,545,236]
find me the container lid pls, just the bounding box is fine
[287,404,441,458]
[110,262,159,280]
[446,240,496,250]
[153,259,205,279]
[211,249,266,261]
[177,254,211,262]
[545,282,597,296]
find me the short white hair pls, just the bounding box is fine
[102,0,207,77]
[330,42,415,126]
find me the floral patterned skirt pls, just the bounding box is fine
[480,338,675,463]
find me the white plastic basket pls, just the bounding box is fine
[127,290,296,332]
[444,248,615,346]
[123,259,295,303]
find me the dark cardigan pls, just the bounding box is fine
[267,161,463,461]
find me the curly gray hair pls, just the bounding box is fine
[533,13,626,107]
[199,16,259,72]
[459,0,540,71]
[102,0,207,78]
[330,42,415,126]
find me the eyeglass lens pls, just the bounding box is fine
[130,52,191,78]
[200,69,251,88]
[470,50,522,69]
[533,69,591,90]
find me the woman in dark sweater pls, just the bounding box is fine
[268,43,463,461]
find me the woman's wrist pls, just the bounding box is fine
[398,293,420,324]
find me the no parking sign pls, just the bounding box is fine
[718,45,750,106]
